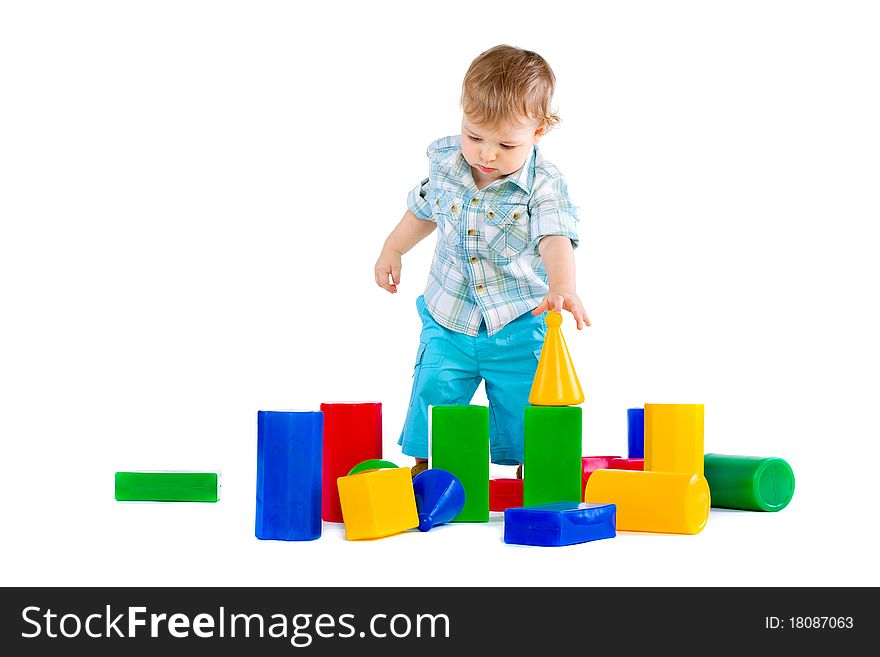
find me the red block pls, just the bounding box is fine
[610,457,644,471]
[581,456,621,501]
[320,402,382,523]
[490,478,523,512]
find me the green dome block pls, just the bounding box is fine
[348,459,399,476]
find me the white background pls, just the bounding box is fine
[1,1,878,587]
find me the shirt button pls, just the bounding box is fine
[470,257,477,264]
[467,229,475,236]
[451,204,458,212]
[513,212,521,220]
[435,199,440,206]
[487,212,494,219]
[475,284,484,291]
[471,198,479,205]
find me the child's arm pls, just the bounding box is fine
[374,209,437,294]
[531,236,591,329]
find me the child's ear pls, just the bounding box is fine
[533,122,549,143]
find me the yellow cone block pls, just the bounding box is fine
[584,469,710,535]
[529,311,584,406]
[644,403,704,475]
[337,467,418,540]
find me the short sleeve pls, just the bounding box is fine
[407,177,435,221]
[528,166,579,254]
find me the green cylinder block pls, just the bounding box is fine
[703,454,794,511]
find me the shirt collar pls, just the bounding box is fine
[438,143,537,195]
[505,146,537,193]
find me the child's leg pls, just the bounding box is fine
[398,296,481,467]
[479,310,546,468]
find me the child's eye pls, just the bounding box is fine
[468,135,482,142]
[500,144,516,150]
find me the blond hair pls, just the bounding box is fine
[461,44,560,132]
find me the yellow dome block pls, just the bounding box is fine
[337,467,419,540]
[584,469,710,535]
[529,311,584,406]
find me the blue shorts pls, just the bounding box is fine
[398,295,547,465]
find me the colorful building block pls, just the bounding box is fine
[528,311,584,406]
[412,469,466,531]
[610,457,644,471]
[704,453,795,511]
[255,410,323,541]
[504,501,616,547]
[348,459,399,475]
[524,405,582,505]
[581,456,621,501]
[430,405,489,522]
[644,403,704,475]
[627,407,644,458]
[320,402,382,523]
[585,469,710,535]
[337,467,418,540]
[490,478,524,511]
[115,472,219,502]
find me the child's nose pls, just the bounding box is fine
[480,146,496,162]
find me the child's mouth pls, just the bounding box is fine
[478,165,496,173]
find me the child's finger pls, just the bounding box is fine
[572,305,591,329]
[375,267,387,288]
[531,298,550,315]
[375,267,396,293]
[562,299,586,330]
[567,301,583,329]
[391,264,401,286]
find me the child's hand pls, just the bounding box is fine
[532,290,591,329]
[374,247,402,294]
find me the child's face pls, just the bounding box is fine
[460,115,544,188]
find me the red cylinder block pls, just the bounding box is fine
[610,457,645,471]
[490,478,523,512]
[320,402,382,522]
[582,456,621,501]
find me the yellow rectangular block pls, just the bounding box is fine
[644,403,704,475]
[337,467,418,540]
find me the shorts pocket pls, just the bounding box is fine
[409,341,443,412]
[413,341,443,372]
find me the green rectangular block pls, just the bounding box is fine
[115,472,219,502]
[430,405,489,522]
[524,406,582,506]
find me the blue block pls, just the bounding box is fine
[256,410,323,541]
[627,407,645,459]
[413,469,466,532]
[504,501,616,547]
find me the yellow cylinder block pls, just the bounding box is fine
[584,469,710,535]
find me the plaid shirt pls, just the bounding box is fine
[407,135,579,336]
